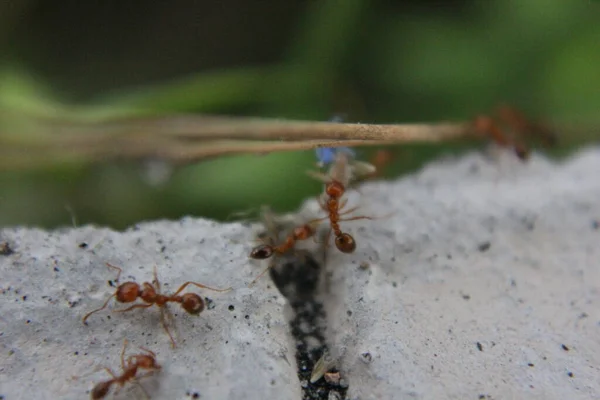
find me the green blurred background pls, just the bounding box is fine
[1,0,599,230]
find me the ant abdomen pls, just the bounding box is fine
[335,233,356,253]
[115,282,140,303]
[250,244,275,260]
[181,293,204,314]
[91,381,112,399]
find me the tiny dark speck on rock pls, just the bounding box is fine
[228,305,234,311]
[561,344,570,351]
[78,242,88,249]
[477,342,483,352]
[592,220,599,230]
[245,315,249,319]
[205,297,215,310]
[462,293,471,300]
[528,363,534,367]
[478,242,491,252]
[567,372,574,378]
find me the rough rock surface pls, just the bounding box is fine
[1,147,599,400]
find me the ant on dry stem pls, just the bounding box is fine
[473,105,557,160]
[90,339,160,399]
[82,263,232,348]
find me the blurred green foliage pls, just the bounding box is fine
[0,0,599,229]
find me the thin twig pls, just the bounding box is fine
[1,112,595,171]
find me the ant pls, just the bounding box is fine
[308,151,380,254]
[90,339,160,399]
[473,104,557,161]
[82,263,232,348]
[249,221,318,285]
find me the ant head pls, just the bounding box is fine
[116,282,140,303]
[335,233,356,253]
[325,181,345,198]
[91,381,112,399]
[250,244,274,260]
[181,293,205,315]
[130,354,161,370]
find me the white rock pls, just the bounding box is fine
[1,147,599,400]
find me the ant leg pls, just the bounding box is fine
[103,367,118,380]
[82,294,116,324]
[159,307,177,348]
[114,303,153,313]
[120,339,129,370]
[248,259,275,287]
[105,263,123,282]
[339,205,361,217]
[171,281,233,297]
[152,266,161,293]
[133,380,151,400]
[138,347,157,359]
[307,215,330,226]
[339,215,376,223]
[339,208,397,223]
[338,197,348,211]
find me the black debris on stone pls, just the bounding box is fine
[269,251,348,400]
[478,242,491,252]
[0,242,14,256]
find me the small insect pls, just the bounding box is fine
[473,105,557,161]
[82,263,232,347]
[308,151,380,254]
[90,339,160,399]
[249,222,318,285]
[473,114,529,160]
[497,105,557,147]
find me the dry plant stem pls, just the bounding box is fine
[2,113,590,172]
[19,114,475,142]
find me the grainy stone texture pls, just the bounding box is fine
[1,147,600,400]
[0,220,299,400]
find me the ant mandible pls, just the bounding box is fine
[82,263,232,348]
[90,339,160,399]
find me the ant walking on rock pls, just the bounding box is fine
[83,263,232,347]
[308,150,384,254]
[249,221,319,285]
[90,339,160,399]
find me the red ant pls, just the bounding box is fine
[90,339,160,399]
[308,151,380,254]
[249,222,318,285]
[473,104,557,161]
[82,263,232,348]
